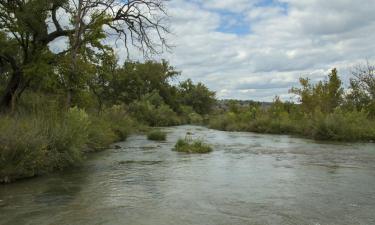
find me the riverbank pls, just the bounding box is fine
[0,106,144,183]
[207,109,375,142]
[3,109,374,184]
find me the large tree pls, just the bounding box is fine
[0,0,169,111]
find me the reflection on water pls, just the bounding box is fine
[1,125,375,225]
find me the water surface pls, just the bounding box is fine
[1,126,375,225]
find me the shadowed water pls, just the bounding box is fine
[1,125,375,225]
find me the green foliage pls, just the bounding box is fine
[344,64,375,117]
[147,130,167,141]
[174,136,212,154]
[97,60,180,106]
[208,68,375,142]
[290,68,343,114]
[102,105,139,141]
[0,104,143,183]
[129,92,181,126]
[1,0,220,183]
[87,115,117,151]
[87,105,141,151]
[306,110,375,141]
[179,105,204,124]
[178,79,216,115]
[0,108,89,183]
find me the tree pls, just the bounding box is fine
[178,79,216,115]
[0,0,170,111]
[345,63,375,117]
[290,68,343,114]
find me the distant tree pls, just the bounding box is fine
[290,68,343,114]
[100,60,179,106]
[345,63,375,117]
[178,79,216,115]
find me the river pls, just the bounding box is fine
[1,125,375,225]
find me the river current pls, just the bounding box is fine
[1,125,375,225]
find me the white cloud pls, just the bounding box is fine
[50,0,375,101]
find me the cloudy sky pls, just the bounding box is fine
[142,0,374,101]
[50,0,375,101]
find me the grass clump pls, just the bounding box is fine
[0,105,141,183]
[147,130,167,141]
[0,107,89,183]
[174,136,212,154]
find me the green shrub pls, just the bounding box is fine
[180,105,203,124]
[46,107,89,168]
[87,115,117,151]
[0,107,90,183]
[129,98,181,127]
[174,136,212,154]
[102,105,139,141]
[147,130,167,141]
[208,113,236,131]
[309,110,375,141]
[0,116,49,183]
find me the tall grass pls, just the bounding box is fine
[173,136,212,153]
[208,109,375,142]
[0,107,89,183]
[147,130,167,141]
[0,105,141,183]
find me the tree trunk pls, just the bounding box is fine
[66,0,84,108]
[0,70,22,112]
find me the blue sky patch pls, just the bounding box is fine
[215,10,251,35]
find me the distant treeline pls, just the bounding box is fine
[209,65,375,142]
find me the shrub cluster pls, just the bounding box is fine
[174,136,212,154]
[0,106,139,183]
[147,130,167,141]
[208,106,375,142]
[208,67,375,142]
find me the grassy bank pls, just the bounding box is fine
[208,109,375,142]
[208,68,375,142]
[0,106,141,183]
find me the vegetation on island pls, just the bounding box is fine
[147,130,167,141]
[174,136,213,154]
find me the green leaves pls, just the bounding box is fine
[290,68,344,114]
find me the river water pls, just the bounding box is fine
[1,125,375,225]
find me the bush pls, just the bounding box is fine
[208,113,237,131]
[208,105,375,142]
[47,107,90,168]
[308,110,375,141]
[87,105,141,151]
[129,99,181,126]
[179,105,204,124]
[147,130,167,141]
[173,136,212,154]
[0,107,90,183]
[0,116,49,183]
[87,115,117,151]
[102,105,139,141]
[0,105,144,183]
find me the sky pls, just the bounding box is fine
[50,0,375,101]
[155,0,375,101]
